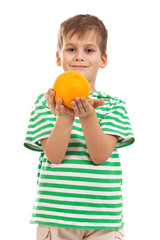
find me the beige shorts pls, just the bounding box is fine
[36,224,125,240]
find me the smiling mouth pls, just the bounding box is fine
[71,65,88,68]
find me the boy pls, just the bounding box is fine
[24,14,135,240]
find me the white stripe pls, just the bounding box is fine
[38,186,122,196]
[29,121,54,131]
[40,179,121,188]
[72,121,82,128]
[96,109,107,115]
[107,112,128,122]
[31,217,122,227]
[36,195,122,204]
[33,209,121,220]
[43,163,122,171]
[30,109,53,120]
[109,105,127,115]
[69,138,85,144]
[101,119,131,128]
[35,202,122,212]
[67,147,89,153]
[26,127,53,138]
[26,128,84,138]
[62,155,119,162]
[41,170,122,179]
[63,155,89,160]
[101,124,126,132]
[71,129,84,136]
[101,125,131,135]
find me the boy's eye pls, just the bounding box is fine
[85,48,94,53]
[68,48,75,52]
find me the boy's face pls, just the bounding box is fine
[56,30,107,86]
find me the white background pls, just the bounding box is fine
[0,0,160,239]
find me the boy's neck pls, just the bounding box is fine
[89,81,97,93]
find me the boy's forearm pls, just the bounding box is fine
[80,110,118,165]
[41,116,74,164]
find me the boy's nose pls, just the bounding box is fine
[75,50,84,61]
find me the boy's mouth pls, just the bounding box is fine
[71,65,88,69]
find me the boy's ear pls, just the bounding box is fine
[100,53,107,68]
[56,51,61,66]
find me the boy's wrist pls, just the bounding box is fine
[58,115,75,123]
[79,109,96,121]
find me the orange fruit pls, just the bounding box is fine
[53,71,90,109]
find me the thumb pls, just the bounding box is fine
[88,98,104,108]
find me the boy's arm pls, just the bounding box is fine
[41,89,74,164]
[71,97,118,165]
[80,110,118,165]
[41,115,74,164]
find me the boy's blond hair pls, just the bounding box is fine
[57,14,108,56]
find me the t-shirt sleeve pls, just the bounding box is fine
[24,93,56,152]
[100,99,135,148]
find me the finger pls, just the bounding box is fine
[88,99,104,108]
[59,104,67,115]
[71,100,80,116]
[81,97,92,112]
[55,98,62,113]
[45,89,50,107]
[98,98,105,106]
[75,97,85,114]
[49,90,56,111]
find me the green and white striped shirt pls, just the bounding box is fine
[24,91,135,230]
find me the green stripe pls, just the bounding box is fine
[97,111,110,119]
[72,125,83,132]
[34,93,45,103]
[24,143,42,152]
[34,206,122,216]
[68,142,87,149]
[108,110,129,119]
[29,111,52,123]
[73,118,81,124]
[116,138,135,148]
[39,182,121,192]
[102,115,131,125]
[37,190,122,200]
[36,198,123,208]
[31,213,122,223]
[25,131,52,142]
[70,134,85,140]
[27,124,53,135]
[101,127,133,137]
[40,175,122,184]
[41,166,122,175]
[101,122,132,131]
[61,159,120,166]
[28,118,55,128]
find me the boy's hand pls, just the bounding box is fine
[71,97,104,118]
[45,89,104,118]
[45,88,74,117]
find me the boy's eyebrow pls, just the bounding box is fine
[64,43,98,48]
